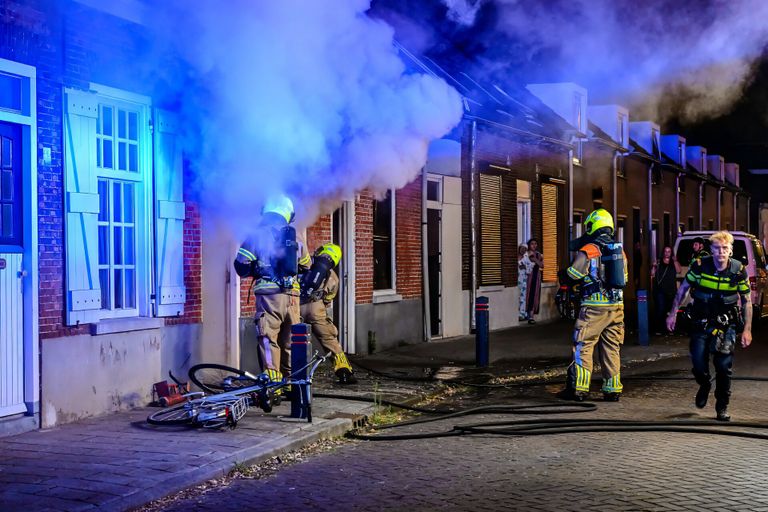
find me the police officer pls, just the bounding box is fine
[233,195,311,385]
[300,244,356,384]
[557,208,628,402]
[666,231,752,421]
[690,237,709,266]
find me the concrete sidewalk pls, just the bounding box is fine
[0,319,687,511]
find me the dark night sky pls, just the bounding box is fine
[372,0,768,171]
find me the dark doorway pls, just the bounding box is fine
[332,208,342,338]
[427,208,441,337]
[663,213,671,250]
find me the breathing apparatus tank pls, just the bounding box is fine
[301,253,334,302]
[600,241,626,289]
[271,225,299,285]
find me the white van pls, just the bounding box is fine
[673,231,768,320]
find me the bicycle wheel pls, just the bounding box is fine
[147,403,196,426]
[189,363,259,394]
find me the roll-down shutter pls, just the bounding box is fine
[479,173,502,286]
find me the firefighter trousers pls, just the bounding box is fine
[566,305,625,394]
[254,293,300,378]
[300,300,344,355]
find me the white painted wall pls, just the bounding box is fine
[201,215,240,367]
[440,176,463,338]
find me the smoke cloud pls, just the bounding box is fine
[150,0,463,236]
[434,0,768,125]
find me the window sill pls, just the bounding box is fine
[478,285,505,292]
[372,291,403,304]
[90,317,165,335]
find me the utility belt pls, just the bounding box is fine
[580,280,623,303]
[254,265,298,292]
[683,302,742,355]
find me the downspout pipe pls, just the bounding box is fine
[648,162,654,260]
[675,173,681,238]
[612,151,619,222]
[568,148,574,247]
[469,120,479,331]
[421,165,431,342]
[699,182,704,229]
[747,196,752,234]
[717,187,722,230]
[733,192,737,231]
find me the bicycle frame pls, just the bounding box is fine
[149,351,330,429]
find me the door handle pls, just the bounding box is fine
[18,270,28,278]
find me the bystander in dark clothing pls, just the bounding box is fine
[651,246,681,335]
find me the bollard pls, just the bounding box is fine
[475,296,489,367]
[290,323,311,420]
[637,290,649,346]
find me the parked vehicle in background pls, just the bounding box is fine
[674,231,768,321]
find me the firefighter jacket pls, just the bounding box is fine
[685,256,749,314]
[235,228,311,296]
[566,236,628,307]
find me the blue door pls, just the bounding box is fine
[0,121,22,247]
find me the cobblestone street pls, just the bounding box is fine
[152,344,768,512]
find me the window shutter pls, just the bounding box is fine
[153,109,186,316]
[64,90,102,325]
[541,183,558,283]
[479,174,502,286]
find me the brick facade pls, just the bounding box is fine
[355,190,375,304]
[395,179,423,300]
[2,0,202,338]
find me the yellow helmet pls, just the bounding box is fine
[262,194,295,224]
[584,208,614,236]
[316,243,342,267]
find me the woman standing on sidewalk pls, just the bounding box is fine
[518,244,533,322]
[651,246,681,335]
[525,238,544,324]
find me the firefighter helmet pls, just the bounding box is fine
[262,195,295,224]
[584,208,614,236]
[315,243,342,267]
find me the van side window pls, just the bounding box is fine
[732,240,749,266]
[753,240,767,267]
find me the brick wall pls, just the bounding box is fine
[395,178,423,300]
[461,124,569,290]
[355,190,374,304]
[1,1,202,337]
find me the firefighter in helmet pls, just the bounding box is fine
[300,243,356,384]
[666,231,752,421]
[557,208,628,402]
[233,195,311,385]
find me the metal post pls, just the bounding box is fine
[290,323,310,420]
[475,296,489,367]
[637,290,649,346]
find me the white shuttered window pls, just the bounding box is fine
[65,86,182,324]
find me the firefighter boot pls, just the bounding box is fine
[556,388,588,401]
[333,352,357,385]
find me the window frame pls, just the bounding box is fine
[90,84,153,320]
[372,188,397,296]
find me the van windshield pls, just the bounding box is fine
[677,238,749,266]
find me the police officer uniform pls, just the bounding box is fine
[558,209,628,402]
[300,245,356,384]
[684,255,749,420]
[234,196,311,383]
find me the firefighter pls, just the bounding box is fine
[666,231,752,421]
[557,208,628,402]
[690,237,709,266]
[233,195,311,386]
[300,243,356,384]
